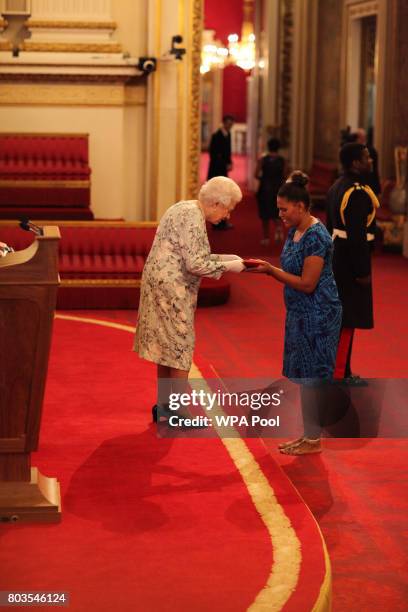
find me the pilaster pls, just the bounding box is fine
[145,0,202,221]
[23,0,121,53]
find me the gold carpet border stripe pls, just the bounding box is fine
[272,457,332,611]
[55,313,135,334]
[53,314,330,611]
[189,363,301,611]
[311,530,332,612]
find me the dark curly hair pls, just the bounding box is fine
[277,171,310,209]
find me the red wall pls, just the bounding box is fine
[204,0,247,123]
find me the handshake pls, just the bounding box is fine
[217,254,265,273]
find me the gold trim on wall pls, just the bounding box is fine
[21,42,122,53]
[0,220,158,228]
[25,20,117,29]
[0,83,146,107]
[0,131,89,137]
[187,0,203,199]
[0,40,12,50]
[0,180,90,189]
[60,279,141,287]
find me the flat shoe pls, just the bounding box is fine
[280,438,322,455]
[278,437,304,450]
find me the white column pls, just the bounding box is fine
[145,0,202,220]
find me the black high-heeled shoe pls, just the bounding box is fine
[152,405,159,423]
[152,404,192,425]
[152,404,174,423]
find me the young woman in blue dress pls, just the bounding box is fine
[249,171,342,454]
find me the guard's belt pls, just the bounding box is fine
[332,228,375,241]
[340,183,380,227]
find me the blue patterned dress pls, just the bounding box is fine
[281,222,342,383]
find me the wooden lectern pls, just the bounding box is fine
[0,226,61,523]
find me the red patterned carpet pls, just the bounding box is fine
[0,317,330,612]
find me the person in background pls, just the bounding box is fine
[207,114,235,230]
[248,171,342,455]
[326,142,379,385]
[134,176,244,423]
[255,137,286,245]
[352,128,381,195]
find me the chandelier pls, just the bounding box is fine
[200,30,229,74]
[201,1,256,74]
[227,29,256,72]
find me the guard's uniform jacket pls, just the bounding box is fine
[326,172,380,329]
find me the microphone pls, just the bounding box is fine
[19,217,44,236]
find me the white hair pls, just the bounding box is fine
[198,176,242,209]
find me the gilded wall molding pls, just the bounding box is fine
[21,42,122,53]
[0,75,142,85]
[187,0,202,199]
[280,0,294,147]
[0,180,90,189]
[348,1,379,18]
[0,40,12,50]
[0,83,146,106]
[25,20,117,29]
[60,279,142,287]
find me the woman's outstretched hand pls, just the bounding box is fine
[243,259,274,274]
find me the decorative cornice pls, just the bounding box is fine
[0,40,12,51]
[0,73,144,85]
[21,42,122,53]
[0,83,146,106]
[348,1,378,18]
[25,20,117,30]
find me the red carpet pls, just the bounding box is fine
[2,182,406,610]
[272,439,408,611]
[0,316,330,612]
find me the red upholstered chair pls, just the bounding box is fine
[308,160,338,207]
[0,133,93,220]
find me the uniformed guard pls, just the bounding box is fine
[326,142,380,384]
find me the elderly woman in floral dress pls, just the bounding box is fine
[134,176,244,422]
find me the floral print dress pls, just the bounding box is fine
[134,200,225,370]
